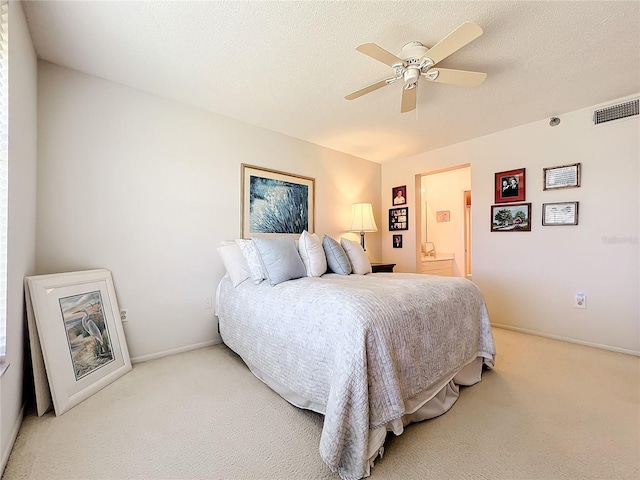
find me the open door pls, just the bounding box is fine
[464,190,472,279]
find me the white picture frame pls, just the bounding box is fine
[25,269,131,416]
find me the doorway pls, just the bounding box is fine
[417,165,471,278]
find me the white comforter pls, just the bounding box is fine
[216,273,495,479]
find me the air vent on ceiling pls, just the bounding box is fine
[593,98,639,125]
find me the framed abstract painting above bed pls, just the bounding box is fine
[241,164,315,238]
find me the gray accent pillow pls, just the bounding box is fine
[322,235,352,275]
[252,236,307,286]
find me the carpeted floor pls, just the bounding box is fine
[3,327,639,480]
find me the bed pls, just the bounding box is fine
[215,237,495,480]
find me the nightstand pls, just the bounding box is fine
[371,263,396,273]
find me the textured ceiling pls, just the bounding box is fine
[22,1,640,163]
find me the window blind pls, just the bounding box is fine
[0,0,8,360]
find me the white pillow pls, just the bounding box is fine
[216,243,251,287]
[340,237,372,275]
[322,235,352,275]
[235,239,267,284]
[252,236,307,286]
[298,231,327,277]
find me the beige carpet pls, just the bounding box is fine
[3,327,639,480]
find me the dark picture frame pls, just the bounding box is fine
[542,202,579,226]
[495,168,526,203]
[543,163,581,190]
[392,234,403,248]
[392,185,407,206]
[389,207,408,231]
[491,203,532,232]
[241,164,315,238]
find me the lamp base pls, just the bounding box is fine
[360,231,366,251]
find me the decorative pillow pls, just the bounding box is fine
[252,236,307,286]
[322,235,352,275]
[341,237,372,275]
[235,239,267,284]
[298,231,327,277]
[216,242,251,287]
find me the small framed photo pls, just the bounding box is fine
[389,207,409,231]
[495,168,526,203]
[392,185,406,206]
[543,163,581,190]
[25,269,132,416]
[491,203,532,232]
[393,234,403,248]
[436,210,450,222]
[542,202,579,226]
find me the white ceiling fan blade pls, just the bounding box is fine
[420,21,483,66]
[356,43,404,67]
[401,85,417,113]
[426,68,487,87]
[345,77,398,100]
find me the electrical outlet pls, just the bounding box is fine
[120,309,128,321]
[573,293,586,309]
[205,296,213,309]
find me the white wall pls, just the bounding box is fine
[421,167,470,276]
[382,97,639,354]
[36,62,382,361]
[1,0,37,473]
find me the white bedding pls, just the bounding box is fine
[216,272,496,479]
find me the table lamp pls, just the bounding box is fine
[349,203,378,251]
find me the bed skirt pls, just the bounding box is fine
[243,354,491,478]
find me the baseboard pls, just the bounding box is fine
[491,323,640,357]
[131,337,222,364]
[1,403,24,477]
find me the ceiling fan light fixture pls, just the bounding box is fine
[403,67,420,84]
[345,21,487,112]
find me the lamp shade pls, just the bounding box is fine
[349,203,378,233]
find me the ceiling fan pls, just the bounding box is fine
[345,21,487,113]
